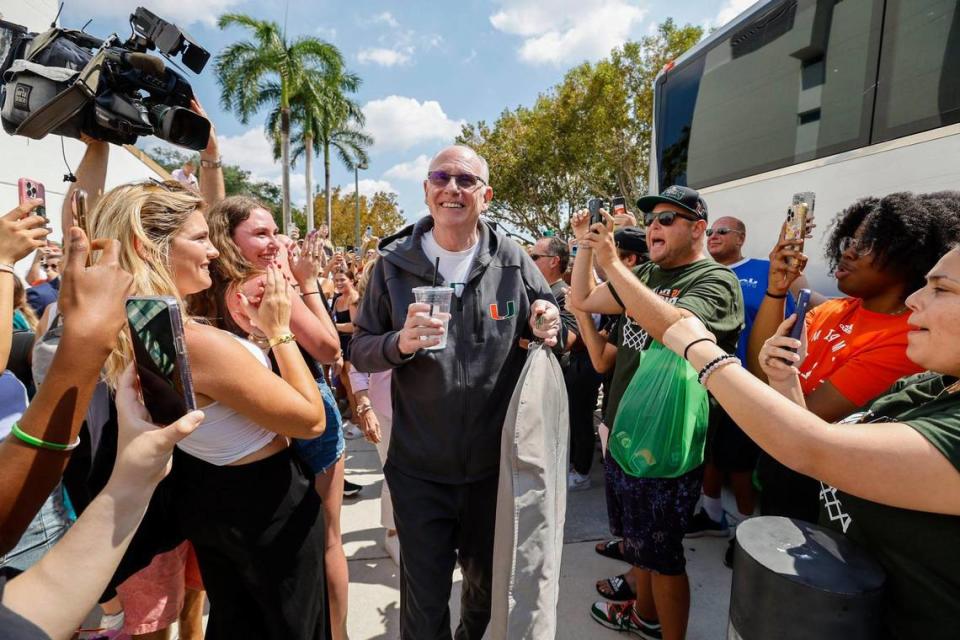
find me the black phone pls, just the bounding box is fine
[588,197,604,226]
[783,288,812,361]
[126,296,197,425]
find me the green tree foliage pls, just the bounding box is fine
[304,188,405,248]
[456,18,702,236]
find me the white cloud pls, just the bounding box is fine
[384,155,431,181]
[214,129,318,207]
[64,0,242,27]
[372,11,400,29]
[489,0,647,66]
[343,179,397,198]
[217,128,280,177]
[713,0,756,27]
[362,96,465,152]
[357,47,412,67]
[316,26,338,41]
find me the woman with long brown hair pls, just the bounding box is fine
[193,195,351,640]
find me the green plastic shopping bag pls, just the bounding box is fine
[609,340,710,478]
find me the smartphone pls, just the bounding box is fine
[18,177,46,219]
[785,192,814,240]
[72,188,88,233]
[782,288,812,361]
[365,225,373,237]
[126,296,197,425]
[588,197,604,226]
[611,195,626,217]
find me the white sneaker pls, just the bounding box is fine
[568,470,592,492]
[383,530,401,566]
[343,421,363,440]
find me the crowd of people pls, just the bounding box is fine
[0,105,958,640]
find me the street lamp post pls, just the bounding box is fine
[354,160,368,249]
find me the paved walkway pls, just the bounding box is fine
[342,437,732,639]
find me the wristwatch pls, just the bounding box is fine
[200,157,222,169]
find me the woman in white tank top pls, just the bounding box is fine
[88,180,330,640]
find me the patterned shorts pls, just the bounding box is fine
[604,452,704,575]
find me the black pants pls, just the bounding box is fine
[106,448,330,640]
[564,352,602,475]
[385,462,498,640]
[757,452,821,523]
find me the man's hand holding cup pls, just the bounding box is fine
[398,302,445,356]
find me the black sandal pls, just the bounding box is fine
[594,538,626,562]
[595,574,636,601]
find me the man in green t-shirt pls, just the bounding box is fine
[571,185,743,640]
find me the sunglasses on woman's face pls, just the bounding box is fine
[839,236,874,257]
[705,227,743,237]
[643,210,700,227]
[426,170,486,190]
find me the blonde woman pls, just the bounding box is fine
[89,180,329,640]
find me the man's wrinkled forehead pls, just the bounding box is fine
[428,146,489,182]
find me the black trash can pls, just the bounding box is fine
[728,516,886,640]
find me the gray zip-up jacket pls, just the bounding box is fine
[350,216,558,484]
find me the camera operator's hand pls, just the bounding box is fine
[239,266,292,339]
[397,302,444,355]
[190,98,219,160]
[0,201,50,265]
[113,364,204,489]
[767,222,809,295]
[578,211,618,269]
[758,314,807,384]
[57,228,133,349]
[529,299,561,347]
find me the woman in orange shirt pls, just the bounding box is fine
[747,191,960,520]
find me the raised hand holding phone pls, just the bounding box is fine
[0,201,49,266]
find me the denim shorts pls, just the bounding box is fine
[604,452,703,575]
[292,377,344,474]
[0,482,72,574]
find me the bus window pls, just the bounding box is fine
[656,0,883,190]
[873,0,960,142]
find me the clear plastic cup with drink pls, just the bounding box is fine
[413,286,453,351]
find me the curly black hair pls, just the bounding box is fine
[824,191,960,293]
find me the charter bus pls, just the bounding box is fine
[649,0,960,292]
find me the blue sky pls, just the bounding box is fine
[58,0,754,225]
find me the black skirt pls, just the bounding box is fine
[171,446,330,639]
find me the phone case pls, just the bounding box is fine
[126,296,197,419]
[18,178,46,218]
[786,192,815,242]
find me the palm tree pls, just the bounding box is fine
[215,13,344,234]
[267,68,372,232]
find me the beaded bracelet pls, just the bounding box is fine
[267,332,296,348]
[10,422,80,451]
[697,354,740,386]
